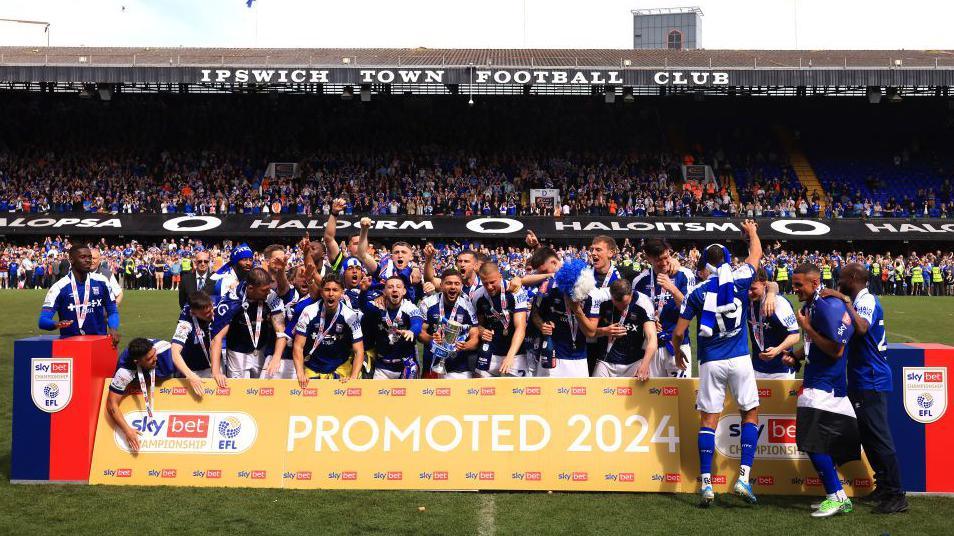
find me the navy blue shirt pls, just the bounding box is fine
[847,289,892,392]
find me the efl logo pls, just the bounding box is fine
[616,387,632,396]
[386,471,403,481]
[341,471,357,481]
[479,471,496,481]
[665,473,681,483]
[662,386,679,396]
[51,363,70,373]
[618,473,634,482]
[853,478,872,488]
[206,469,222,479]
[168,415,210,438]
[161,469,177,478]
[433,471,449,481]
[216,387,231,396]
[259,387,275,397]
[480,387,496,396]
[767,418,797,444]
[391,388,406,397]
[572,472,588,482]
[347,388,362,397]
[926,372,944,382]
[525,386,541,395]
[711,475,727,485]
[436,387,451,396]
[302,388,318,397]
[805,476,821,487]
[116,468,132,478]
[526,472,542,481]
[297,471,314,481]
[758,388,772,398]
[251,470,267,479]
[571,386,586,396]
[757,476,775,486]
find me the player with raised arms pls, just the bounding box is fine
[671,220,763,506]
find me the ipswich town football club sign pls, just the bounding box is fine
[31,358,73,413]
[903,367,947,424]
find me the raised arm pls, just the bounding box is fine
[741,219,763,268]
[357,217,379,274]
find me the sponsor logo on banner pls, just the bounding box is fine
[903,367,947,423]
[715,414,806,460]
[31,358,73,413]
[853,478,872,488]
[115,411,258,454]
[525,386,541,395]
[433,471,449,481]
[618,473,635,482]
[758,388,772,398]
[161,469,177,478]
[757,476,775,486]
[117,468,132,477]
[259,387,275,397]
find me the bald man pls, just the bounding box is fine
[90,248,124,307]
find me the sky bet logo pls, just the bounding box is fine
[418,471,449,481]
[118,411,256,454]
[289,388,318,397]
[377,387,406,397]
[648,386,679,396]
[203,387,231,396]
[334,387,362,396]
[716,414,805,460]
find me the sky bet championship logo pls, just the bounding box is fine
[31,358,72,413]
[714,414,806,460]
[114,411,258,454]
[904,367,948,424]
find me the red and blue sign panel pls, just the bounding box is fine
[11,335,116,482]
[886,343,954,493]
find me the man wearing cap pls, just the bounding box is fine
[211,243,255,301]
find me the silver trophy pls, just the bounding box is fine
[431,319,464,375]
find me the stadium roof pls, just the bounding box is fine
[3,46,954,95]
[1,46,952,68]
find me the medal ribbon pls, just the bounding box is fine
[136,364,156,418]
[69,272,91,334]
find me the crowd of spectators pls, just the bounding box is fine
[4,234,953,297]
[6,94,954,221]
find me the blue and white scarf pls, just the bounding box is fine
[699,244,736,338]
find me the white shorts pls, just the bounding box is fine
[754,371,797,380]
[444,371,474,380]
[226,349,266,379]
[476,354,528,378]
[696,355,760,414]
[374,368,403,380]
[592,360,638,378]
[261,356,298,379]
[535,358,589,378]
[656,344,692,378]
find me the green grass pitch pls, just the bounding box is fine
[0,290,952,535]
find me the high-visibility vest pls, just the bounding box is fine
[181,258,193,272]
[912,267,924,283]
[776,266,789,281]
[822,265,833,281]
[933,266,943,283]
[872,263,881,275]
[124,259,135,275]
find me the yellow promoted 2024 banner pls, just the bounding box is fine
[91,378,683,491]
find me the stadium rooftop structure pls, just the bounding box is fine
[2,46,954,97]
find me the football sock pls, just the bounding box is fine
[809,452,843,496]
[739,422,758,483]
[699,427,715,485]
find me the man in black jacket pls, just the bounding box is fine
[178,251,215,308]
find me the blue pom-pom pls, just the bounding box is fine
[554,259,595,302]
